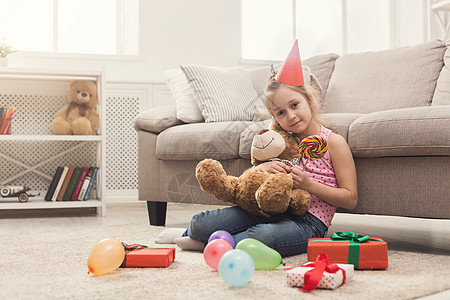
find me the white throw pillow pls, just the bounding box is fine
[163,69,204,123]
[181,64,260,122]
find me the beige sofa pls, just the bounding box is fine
[134,40,450,226]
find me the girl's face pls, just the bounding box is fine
[269,85,319,135]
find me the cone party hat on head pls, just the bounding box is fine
[274,39,304,86]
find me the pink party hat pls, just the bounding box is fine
[274,40,304,86]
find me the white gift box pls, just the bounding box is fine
[286,263,354,290]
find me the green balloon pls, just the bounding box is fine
[235,238,282,270]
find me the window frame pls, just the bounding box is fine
[240,0,410,64]
[6,0,140,60]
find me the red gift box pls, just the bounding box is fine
[121,245,175,268]
[307,231,388,269]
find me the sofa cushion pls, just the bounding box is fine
[156,121,253,160]
[322,40,446,114]
[348,106,450,157]
[246,66,272,121]
[321,113,364,141]
[303,53,339,103]
[432,40,450,106]
[163,68,204,123]
[181,65,260,122]
[134,105,184,134]
[247,66,271,98]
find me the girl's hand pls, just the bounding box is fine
[254,161,291,174]
[290,165,312,190]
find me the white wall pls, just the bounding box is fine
[8,0,242,84]
[138,0,242,80]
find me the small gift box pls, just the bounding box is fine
[307,231,388,269]
[121,243,175,268]
[286,253,353,291]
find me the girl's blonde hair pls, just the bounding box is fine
[264,79,322,125]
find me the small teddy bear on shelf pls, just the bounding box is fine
[52,80,100,135]
[195,128,311,217]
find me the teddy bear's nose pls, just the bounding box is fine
[81,92,88,97]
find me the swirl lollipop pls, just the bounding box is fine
[299,135,328,170]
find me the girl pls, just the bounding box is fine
[156,41,358,256]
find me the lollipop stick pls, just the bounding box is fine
[302,158,309,172]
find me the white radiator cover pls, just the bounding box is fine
[105,94,140,191]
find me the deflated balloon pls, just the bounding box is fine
[235,238,282,270]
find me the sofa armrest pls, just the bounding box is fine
[134,105,185,134]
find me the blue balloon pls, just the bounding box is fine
[218,249,255,286]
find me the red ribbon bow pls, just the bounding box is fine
[285,253,346,292]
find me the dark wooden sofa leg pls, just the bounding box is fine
[147,201,167,226]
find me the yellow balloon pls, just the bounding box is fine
[87,238,125,276]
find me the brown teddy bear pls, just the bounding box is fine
[52,80,100,135]
[195,128,311,216]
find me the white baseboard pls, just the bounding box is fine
[105,189,139,203]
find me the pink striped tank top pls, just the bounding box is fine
[299,125,337,227]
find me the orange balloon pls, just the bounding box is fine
[87,238,125,276]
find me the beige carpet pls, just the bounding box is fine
[1,224,449,300]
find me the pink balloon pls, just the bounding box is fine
[208,230,235,248]
[203,239,233,270]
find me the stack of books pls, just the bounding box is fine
[44,166,99,201]
[0,106,16,135]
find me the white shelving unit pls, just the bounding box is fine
[0,68,106,216]
[430,0,450,39]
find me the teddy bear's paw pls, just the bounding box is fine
[89,113,101,131]
[51,118,73,135]
[72,117,94,135]
[255,173,293,214]
[195,159,237,203]
[289,189,312,215]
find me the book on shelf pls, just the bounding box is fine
[83,166,99,200]
[57,166,74,201]
[71,166,89,201]
[78,167,94,200]
[51,166,69,201]
[44,166,64,201]
[63,166,82,201]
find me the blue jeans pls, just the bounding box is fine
[182,206,328,257]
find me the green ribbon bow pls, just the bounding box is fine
[310,231,381,269]
[331,231,372,243]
